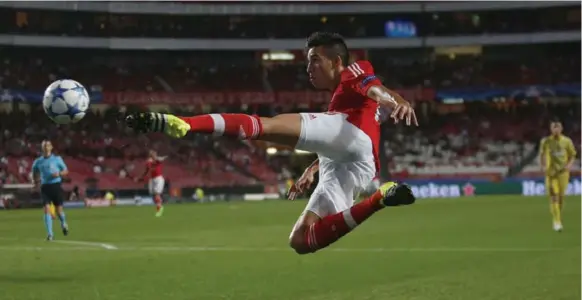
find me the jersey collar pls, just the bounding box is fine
[339,66,352,83]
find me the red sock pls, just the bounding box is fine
[305,191,384,252]
[179,114,263,140]
[154,195,162,212]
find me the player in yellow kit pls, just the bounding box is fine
[49,203,56,219]
[539,119,577,232]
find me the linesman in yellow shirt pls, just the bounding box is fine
[539,119,577,232]
[49,203,56,220]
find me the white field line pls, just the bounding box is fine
[0,236,118,250]
[51,240,119,250]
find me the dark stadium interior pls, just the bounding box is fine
[0,2,579,195]
[0,6,578,37]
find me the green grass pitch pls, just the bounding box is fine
[0,196,580,300]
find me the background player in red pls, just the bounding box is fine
[124,32,418,254]
[137,150,167,217]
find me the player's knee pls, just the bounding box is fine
[259,117,273,132]
[288,231,311,255]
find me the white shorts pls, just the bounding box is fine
[296,112,375,163]
[290,112,375,236]
[363,177,381,195]
[148,176,165,195]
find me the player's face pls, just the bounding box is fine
[550,122,563,135]
[306,47,335,90]
[42,141,53,154]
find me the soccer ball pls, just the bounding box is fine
[43,79,90,124]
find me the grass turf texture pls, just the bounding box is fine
[0,196,580,300]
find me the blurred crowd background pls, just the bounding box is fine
[0,1,579,197]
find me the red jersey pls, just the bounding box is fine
[146,158,163,179]
[328,60,383,173]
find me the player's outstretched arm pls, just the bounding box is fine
[367,85,418,126]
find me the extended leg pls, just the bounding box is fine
[123,112,303,148]
[289,182,414,254]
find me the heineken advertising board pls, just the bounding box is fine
[521,179,581,196]
[406,178,581,199]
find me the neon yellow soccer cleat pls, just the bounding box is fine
[123,112,191,139]
[378,181,416,207]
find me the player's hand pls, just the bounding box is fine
[287,169,315,200]
[390,101,418,126]
[51,172,60,178]
[565,162,573,171]
[554,167,567,176]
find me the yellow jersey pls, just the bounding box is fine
[195,188,204,200]
[540,134,577,174]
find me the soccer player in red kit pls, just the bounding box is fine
[123,32,418,254]
[137,150,167,217]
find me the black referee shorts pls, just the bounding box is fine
[40,182,64,206]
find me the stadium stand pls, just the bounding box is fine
[0,2,579,194]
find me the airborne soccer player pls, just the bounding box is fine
[123,32,418,254]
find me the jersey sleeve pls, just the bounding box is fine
[58,156,68,171]
[31,159,39,173]
[346,61,383,96]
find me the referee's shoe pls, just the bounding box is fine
[46,225,69,241]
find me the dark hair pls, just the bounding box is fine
[306,32,350,67]
[549,117,562,124]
